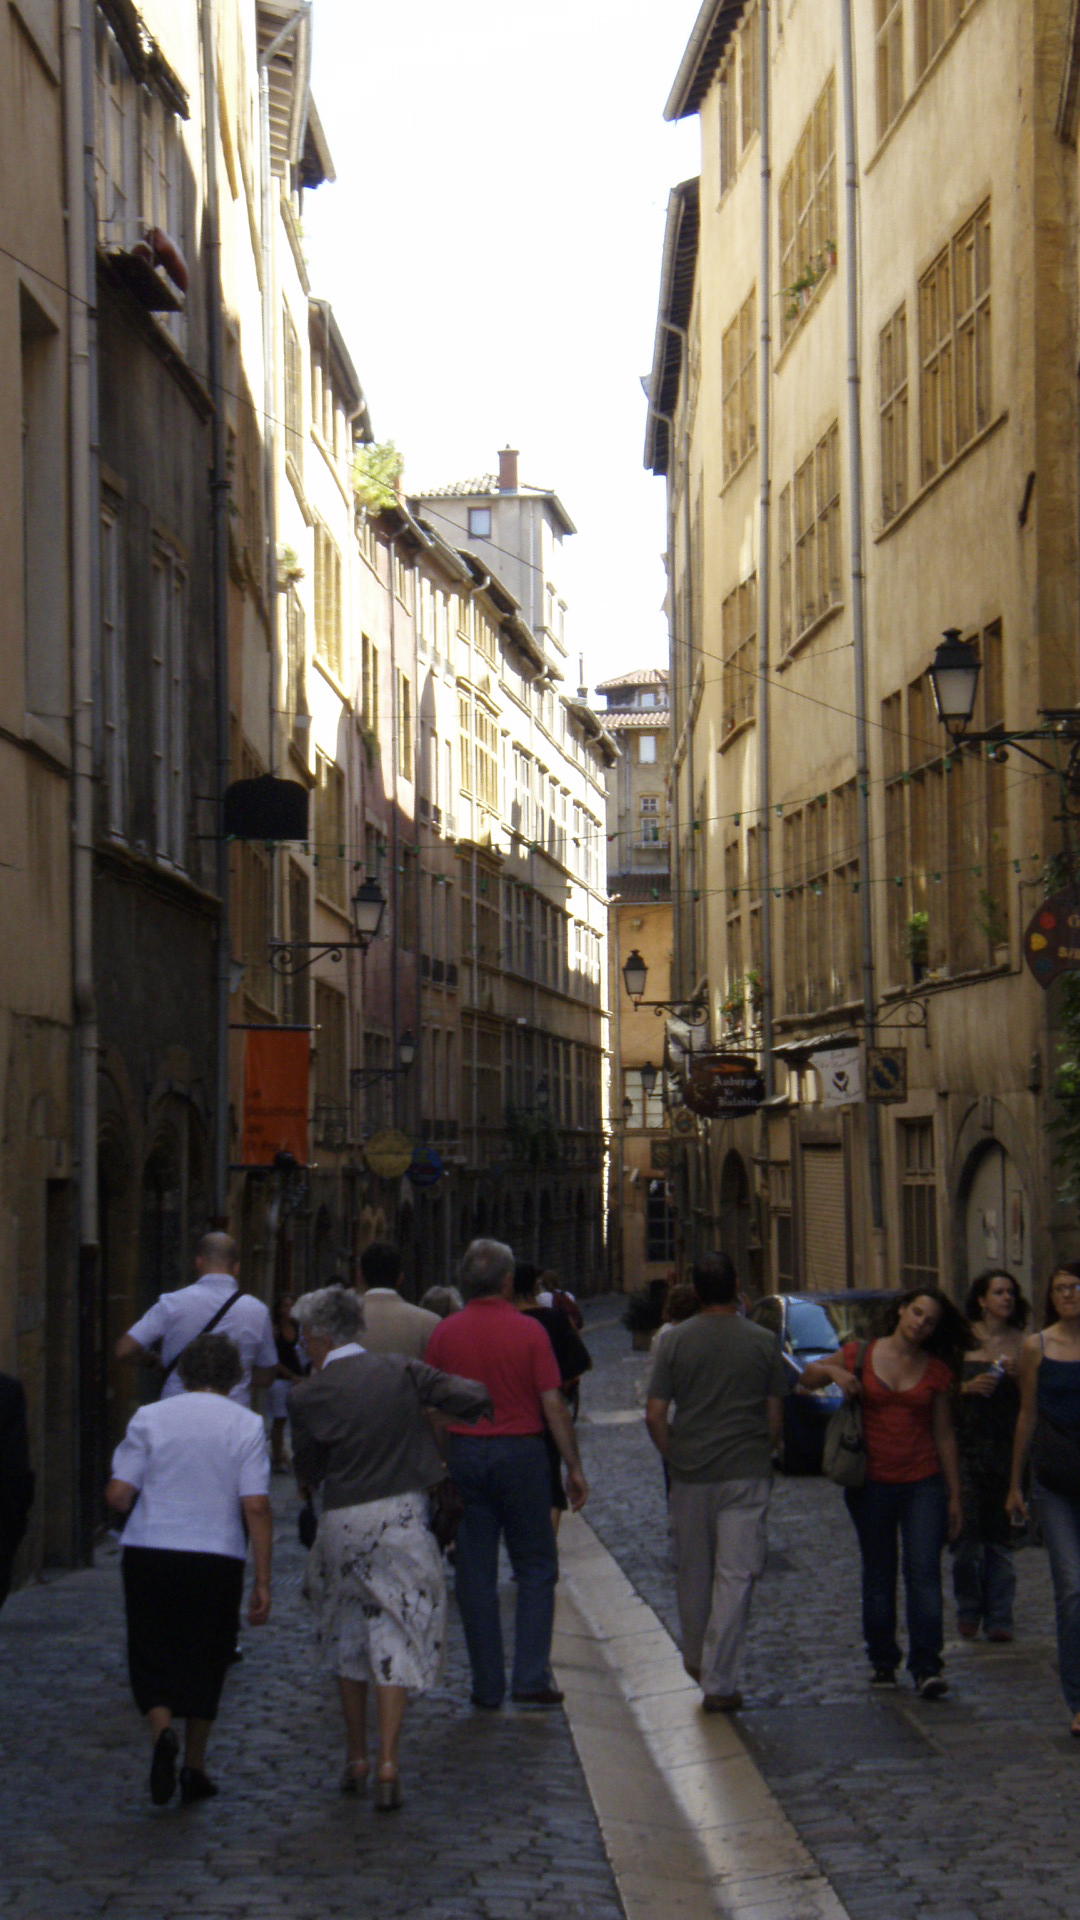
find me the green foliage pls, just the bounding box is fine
[905,911,930,965]
[1051,974,1080,1204]
[353,440,404,513]
[621,1285,665,1336]
[504,1104,559,1168]
[975,888,1008,949]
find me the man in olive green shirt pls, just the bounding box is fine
[646,1252,786,1713]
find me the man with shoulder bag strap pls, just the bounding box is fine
[116,1232,277,1409]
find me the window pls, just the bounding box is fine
[640,795,662,845]
[467,506,491,539]
[100,496,126,836]
[21,288,65,728]
[831,780,860,1003]
[94,14,128,247]
[783,809,806,1014]
[396,670,413,781]
[778,482,792,655]
[879,303,908,524]
[393,548,411,609]
[900,1120,938,1290]
[475,705,499,811]
[722,574,757,738]
[724,837,744,1028]
[806,798,829,1011]
[314,523,343,680]
[916,0,963,77]
[284,858,308,1025]
[875,0,904,135]
[779,76,836,348]
[624,1068,664,1130]
[722,289,757,482]
[314,981,347,1110]
[646,1182,676,1263]
[793,423,841,639]
[919,203,990,484]
[361,634,378,735]
[314,753,347,909]
[150,544,186,867]
[286,584,307,750]
[283,306,303,475]
[773,1163,794,1288]
[881,690,906,981]
[400,845,417,948]
[639,733,657,765]
[740,3,760,150]
[719,52,737,196]
[238,813,273,1012]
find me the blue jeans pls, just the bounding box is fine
[1033,1479,1080,1713]
[951,1534,1016,1633]
[447,1434,558,1704]
[845,1475,947,1679]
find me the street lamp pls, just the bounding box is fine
[351,1024,417,1092]
[621,948,707,1024]
[269,877,388,974]
[397,1029,417,1071]
[639,1061,658,1097]
[928,629,980,741]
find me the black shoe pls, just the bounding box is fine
[470,1695,503,1710]
[510,1686,564,1708]
[179,1766,219,1804]
[150,1727,179,1805]
[869,1667,898,1688]
[915,1673,948,1699]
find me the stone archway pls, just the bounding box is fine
[950,1098,1041,1304]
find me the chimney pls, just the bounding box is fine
[498,446,519,493]
[577,652,588,701]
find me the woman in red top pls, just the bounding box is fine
[819,1289,966,1697]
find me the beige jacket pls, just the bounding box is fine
[360,1289,442,1360]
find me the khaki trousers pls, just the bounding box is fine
[668,1476,771,1696]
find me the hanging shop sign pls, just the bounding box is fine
[363,1128,415,1180]
[241,1028,309,1166]
[406,1146,444,1188]
[810,1045,863,1108]
[650,1140,673,1174]
[223,773,309,841]
[1024,886,1080,989]
[866,1045,908,1104]
[669,1106,699,1139]
[684,1052,766,1118]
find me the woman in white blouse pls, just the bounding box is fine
[106,1331,272,1808]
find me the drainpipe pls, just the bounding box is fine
[65,0,99,1566]
[662,320,696,995]
[757,0,774,1105]
[840,0,884,1242]
[200,0,232,1226]
[388,532,401,1128]
[648,402,681,997]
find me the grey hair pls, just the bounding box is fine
[460,1239,515,1300]
[178,1331,242,1395]
[419,1284,463,1319]
[293,1286,365,1348]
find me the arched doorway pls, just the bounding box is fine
[719,1150,752,1282]
[962,1140,1032,1297]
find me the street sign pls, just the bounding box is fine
[866,1045,908,1103]
[406,1146,444,1188]
[363,1129,414,1179]
[1024,885,1080,989]
[684,1051,765,1118]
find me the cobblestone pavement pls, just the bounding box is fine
[0,1479,623,1918]
[577,1299,1080,1920]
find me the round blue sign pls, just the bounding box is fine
[406,1146,444,1188]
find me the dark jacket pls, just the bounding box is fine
[288,1352,491,1511]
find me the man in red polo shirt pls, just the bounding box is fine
[426,1238,588,1708]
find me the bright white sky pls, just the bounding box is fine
[305,0,700,693]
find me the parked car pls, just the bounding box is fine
[749,1290,901,1474]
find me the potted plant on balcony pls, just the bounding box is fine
[975,887,1010,967]
[722,977,746,1032]
[905,910,930,984]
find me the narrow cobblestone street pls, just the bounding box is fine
[6,1304,1080,1919]
[0,1485,623,1919]
[576,1302,1080,1920]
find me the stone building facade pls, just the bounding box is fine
[649,0,1080,1303]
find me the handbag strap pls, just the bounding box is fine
[161,1290,243,1384]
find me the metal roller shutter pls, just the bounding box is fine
[802,1145,847,1290]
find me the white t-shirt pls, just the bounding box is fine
[112,1391,269,1558]
[126,1272,277,1406]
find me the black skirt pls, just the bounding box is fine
[122,1546,244,1721]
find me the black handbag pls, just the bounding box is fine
[298,1494,318,1549]
[1032,1412,1080,1499]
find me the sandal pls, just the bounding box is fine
[374,1765,402,1811]
[340,1759,369,1795]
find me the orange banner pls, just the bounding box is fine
[241,1029,310,1167]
